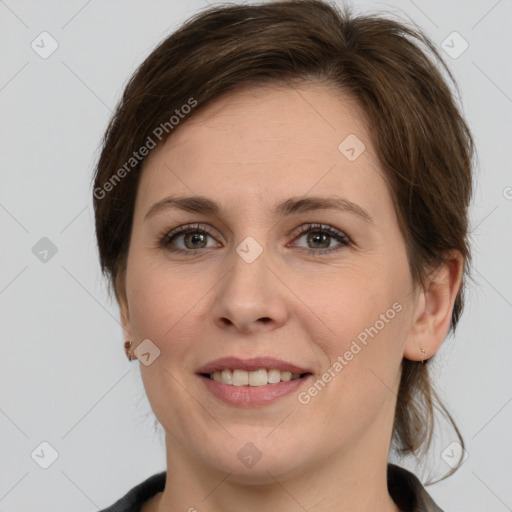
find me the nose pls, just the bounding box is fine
[211,243,289,334]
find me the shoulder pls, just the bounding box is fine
[387,463,445,512]
[98,471,166,512]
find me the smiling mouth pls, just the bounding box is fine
[201,369,312,387]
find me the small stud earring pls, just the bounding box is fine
[421,348,426,364]
[124,341,137,361]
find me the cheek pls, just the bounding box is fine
[305,263,407,380]
[125,252,202,344]
[307,290,406,437]
[322,296,405,375]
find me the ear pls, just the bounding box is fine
[120,296,132,341]
[116,268,133,341]
[403,250,464,361]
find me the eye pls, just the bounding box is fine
[158,222,350,256]
[289,223,350,255]
[158,223,219,254]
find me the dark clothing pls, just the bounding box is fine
[99,463,444,512]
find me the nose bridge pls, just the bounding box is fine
[227,232,270,300]
[212,231,287,330]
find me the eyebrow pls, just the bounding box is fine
[144,194,374,224]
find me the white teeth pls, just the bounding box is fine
[209,369,303,386]
[248,369,268,387]
[221,369,233,385]
[268,368,281,384]
[232,369,249,386]
[281,371,292,382]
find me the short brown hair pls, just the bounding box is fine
[92,0,474,482]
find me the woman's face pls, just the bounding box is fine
[120,83,422,481]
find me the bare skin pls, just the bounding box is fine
[119,82,463,512]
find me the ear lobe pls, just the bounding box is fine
[403,250,464,361]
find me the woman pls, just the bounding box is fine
[93,0,474,510]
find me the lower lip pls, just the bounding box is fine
[198,374,311,407]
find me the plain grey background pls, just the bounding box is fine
[1,0,511,510]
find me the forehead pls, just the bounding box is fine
[136,83,392,222]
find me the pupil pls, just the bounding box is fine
[309,232,328,248]
[187,233,206,248]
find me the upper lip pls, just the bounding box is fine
[197,357,311,375]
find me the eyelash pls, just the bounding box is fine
[158,222,351,257]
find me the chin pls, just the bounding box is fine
[193,434,313,484]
